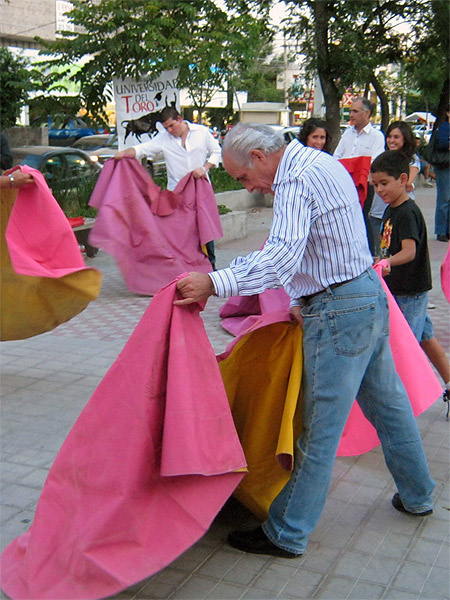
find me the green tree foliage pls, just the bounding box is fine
[37,0,272,121]
[283,0,417,146]
[0,48,32,128]
[405,0,449,128]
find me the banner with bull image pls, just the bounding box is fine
[113,69,180,150]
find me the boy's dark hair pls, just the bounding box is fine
[371,150,410,179]
[160,106,181,122]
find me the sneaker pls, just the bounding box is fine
[428,303,436,309]
[392,493,433,517]
[424,181,433,188]
[228,526,301,558]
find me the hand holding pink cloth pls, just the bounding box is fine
[88,159,223,295]
[0,277,246,600]
[1,166,101,340]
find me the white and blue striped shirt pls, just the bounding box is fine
[210,140,373,299]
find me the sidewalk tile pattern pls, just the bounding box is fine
[1,189,449,599]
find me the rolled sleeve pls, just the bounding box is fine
[133,137,163,161]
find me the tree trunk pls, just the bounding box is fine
[433,76,450,131]
[370,72,389,134]
[312,0,341,152]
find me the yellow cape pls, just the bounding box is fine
[219,321,303,520]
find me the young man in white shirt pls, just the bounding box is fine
[115,107,221,267]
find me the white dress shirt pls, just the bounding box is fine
[133,122,222,190]
[210,141,373,299]
[334,123,385,162]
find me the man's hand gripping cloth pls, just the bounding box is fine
[0,278,246,600]
[88,158,223,295]
[218,263,442,520]
[1,166,101,340]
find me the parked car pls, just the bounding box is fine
[72,134,167,176]
[11,146,101,192]
[38,115,109,147]
[72,134,119,165]
[267,125,301,143]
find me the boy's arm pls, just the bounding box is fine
[380,238,416,276]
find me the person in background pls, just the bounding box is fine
[369,121,420,256]
[0,133,13,172]
[298,118,332,153]
[433,105,450,242]
[416,135,435,188]
[114,106,222,268]
[175,123,435,559]
[373,150,450,404]
[334,97,385,255]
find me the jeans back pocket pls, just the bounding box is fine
[327,303,375,357]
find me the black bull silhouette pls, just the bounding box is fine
[121,111,162,144]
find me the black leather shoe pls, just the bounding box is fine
[227,526,301,558]
[437,235,449,242]
[392,493,433,517]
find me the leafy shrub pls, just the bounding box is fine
[51,174,98,218]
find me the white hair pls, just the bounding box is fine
[222,123,286,167]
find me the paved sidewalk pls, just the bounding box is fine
[1,185,449,600]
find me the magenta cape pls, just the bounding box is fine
[1,166,102,340]
[441,243,450,304]
[219,264,441,456]
[88,159,223,295]
[0,279,246,600]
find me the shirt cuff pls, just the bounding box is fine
[209,268,240,297]
[289,298,302,309]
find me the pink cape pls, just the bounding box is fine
[338,156,372,207]
[219,263,441,456]
[0,278,246,600]
[6,166,99,279]
[441,243,450,303]
[88,159,223,295]
[1,166,102,340]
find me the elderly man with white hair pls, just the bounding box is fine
[175,123,435,559]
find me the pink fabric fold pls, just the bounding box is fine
[0,278,246,600]
[441,243,450,304]
[5,166,96,278]
[219,264,441,456]
[89,159,223,295]
[220,287,291,336]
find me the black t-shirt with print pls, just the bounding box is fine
[379,199,432,295]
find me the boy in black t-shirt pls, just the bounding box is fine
[371,150,450,403]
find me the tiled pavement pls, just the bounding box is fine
[1,185,449,600]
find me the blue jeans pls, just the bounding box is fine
[262,268,435,554]
[434,165,450,236]
[394,292,434,342]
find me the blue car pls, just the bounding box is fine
[47,116,105,146]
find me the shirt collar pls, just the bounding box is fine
[352,122,373,135]
[273,140,300,189]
